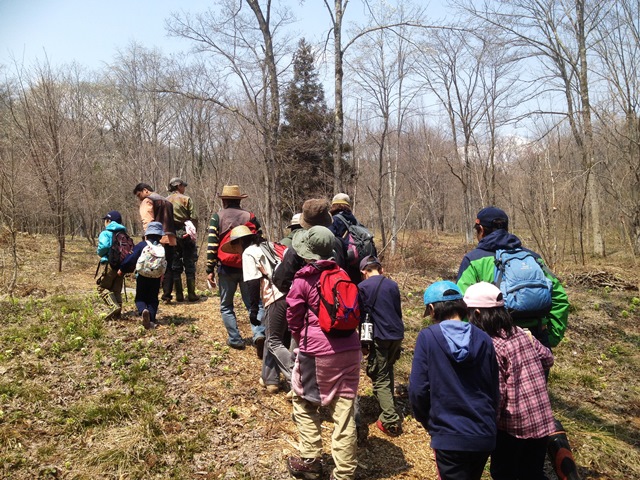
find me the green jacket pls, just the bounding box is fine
[456,229,569,347]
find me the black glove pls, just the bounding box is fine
[249,312,260,326]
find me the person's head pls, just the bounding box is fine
[220,225,257,254]
[288,213,303,231]
[474,206,509,240]
[218,185,247,208]
[144,221,164,241]
[168,177,187,193]
[292,225,334,262]
[102,210,122,226]
[360,255,382,279]
[464,282,514,337]
[300,199,332,229]
[330,193,352,214]
[133,183,154,201]
[423,280,466,322]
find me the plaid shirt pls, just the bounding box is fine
[492,327,555,439]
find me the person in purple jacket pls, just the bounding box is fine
[409,280,499,480]
[286,226,361,480]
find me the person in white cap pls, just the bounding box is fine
[280,212,302,248]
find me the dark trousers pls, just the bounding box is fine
[172,235,198,278]
[136,275,161,323]
[161,245,176,301]
[490,430,549,480]
[434,449,489,480]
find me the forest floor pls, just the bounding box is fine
[0,232,638,479]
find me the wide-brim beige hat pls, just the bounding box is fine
[220,225,255,254]
[218,185,248,200]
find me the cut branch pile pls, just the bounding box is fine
[566,271,639,291]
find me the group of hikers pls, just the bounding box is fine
[95,182,578,480]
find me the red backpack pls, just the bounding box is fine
[314,264,360,337]
[217,219,258,268]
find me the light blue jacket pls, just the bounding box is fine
[97,221,127,264]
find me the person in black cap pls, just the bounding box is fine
[358,255,404,437]
[96,210,129,319]
[456,206,569,349]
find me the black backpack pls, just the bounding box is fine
[108,231,134,268]
[334,214,377,266]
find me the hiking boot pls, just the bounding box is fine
[286,456,322,480]
[186,278,200,302]
[142,309,151,329]
[376,419,402,437]
[226,339,246,350]
[254,336,265,359]
[174,278,185,302]
[102,292,122,321]
[259,377,279,394]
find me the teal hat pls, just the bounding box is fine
[423,280,463,305]
[292,225,334,261]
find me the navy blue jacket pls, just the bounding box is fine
[409,320,499,452]
[358,275,403,341]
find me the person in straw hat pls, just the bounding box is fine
[221,225,293,395]
[206,185,265,354]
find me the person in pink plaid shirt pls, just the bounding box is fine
[465,282,555,480]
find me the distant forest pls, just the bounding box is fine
[1,0,639,272]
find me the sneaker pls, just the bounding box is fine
[142,309,151,329]
[286,456,322,480]
[226,339,246,350]
[254,336,265,359]
[376,419,402,437]
[285,390,294,401]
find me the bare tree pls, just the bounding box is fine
[167,0,294,232]
[458,0,609,255]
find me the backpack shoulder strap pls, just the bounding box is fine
[333,213,350,236]
[366,276,386,312]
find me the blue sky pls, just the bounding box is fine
[0,1,448,70]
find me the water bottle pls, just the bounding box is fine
[360,314,373,344]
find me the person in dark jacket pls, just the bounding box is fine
[409,280,499,480]
[119,222,165,329]
[328,193,368,284]
[358,255,404,437]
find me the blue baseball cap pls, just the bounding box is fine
[423,280,464,306]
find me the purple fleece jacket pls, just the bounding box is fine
[286,259,361,356]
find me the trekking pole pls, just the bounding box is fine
[123,276,128,302]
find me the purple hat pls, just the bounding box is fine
[103,211,122,224]
[475,206,508,230]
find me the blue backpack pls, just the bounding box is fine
[493,249,552,319]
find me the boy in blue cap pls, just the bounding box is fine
[409,280,499,480]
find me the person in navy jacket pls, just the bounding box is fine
[409,281,499,480]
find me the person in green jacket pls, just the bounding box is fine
[456,206,569,348]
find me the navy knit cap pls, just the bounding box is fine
[103,211,122,224]
[475,206,509,230]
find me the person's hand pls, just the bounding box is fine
[117,269,123,276]
[207,272,217,289]
[249,312,260,326]
[361,345,370,357]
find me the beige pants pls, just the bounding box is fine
[292,395,357,480]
